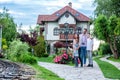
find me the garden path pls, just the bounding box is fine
[38,61,106,80]
[100,56,120,70]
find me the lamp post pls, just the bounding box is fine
[64,23,69,54]
[0,25,2,53]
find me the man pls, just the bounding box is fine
[79,28,87,67]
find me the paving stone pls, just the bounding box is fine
[38,61,106,80]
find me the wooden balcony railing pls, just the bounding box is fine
[60,34,74,39]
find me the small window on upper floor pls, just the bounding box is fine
[75,13,79,16]
[56,13,60,16]
[53,27,59,36]
[65,13,69,18]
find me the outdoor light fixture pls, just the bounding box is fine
[64,23,69,54]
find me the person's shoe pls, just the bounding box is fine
[87,64,91,67]
[84,64,87,67]
[81,64,83,67]
[90,64,93,67]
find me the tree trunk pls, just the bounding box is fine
[108,37,119,59]
[113,36,119,59]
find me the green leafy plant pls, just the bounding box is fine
[98,43,112,55]
[7,40,37,64]
[33,36,45,57]
[19,53,37,64]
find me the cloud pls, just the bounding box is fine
[0,0,95,32]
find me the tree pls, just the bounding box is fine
[94,15,120,59]
[33,36,45,57]
[0,7,17,45]
[94,0,120,17]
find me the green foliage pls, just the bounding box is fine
[94,0,120,17]
[31,64,64,80]
[94,57,120,79]
[2,38,8,50]
[108,56,120,62]
[94,15,120,58]
[36,56,53,63]
[19,53,37,64]
[7,39,37,64]
[94,0,112,17]
[111,0,120,17]
[7,40,29,59]
[42,53,49,57]
[98,43,112,55]
[94,15,108,41]
[114,18,120,35]
[0,7,17,44]
[33,36,45,57]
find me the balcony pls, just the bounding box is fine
[59,34,74,40]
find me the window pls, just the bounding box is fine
[53,27,59,36]
[75,13,79,16]
[65,13,69,18]
[76,27,82,34]
[56,13,60,16]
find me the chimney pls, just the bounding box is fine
[68,2,72,7]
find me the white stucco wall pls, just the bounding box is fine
[76,22,89,32]
[46,22,59,40]
[58,13,76,24]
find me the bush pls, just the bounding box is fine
[33,36,45,57]
[54,50,72,64]
[98,43,112,55]
[2,38,8,51]
[19,53,37,64]
[42,53,49,57]
[7,40,29,59]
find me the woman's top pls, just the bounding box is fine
[73,43,79,57]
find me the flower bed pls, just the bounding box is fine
[54,50,72,64]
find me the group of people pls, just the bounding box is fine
[73,28,94,67]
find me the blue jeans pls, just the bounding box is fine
[74,56,79,67]
[80,47,87,66]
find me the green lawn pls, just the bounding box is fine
[36,56,74,66]
[108,57,120,62]
[36,56,54,63]
[30,64,64,80]
[94,57,120,79]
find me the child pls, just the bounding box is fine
[87,33,93,67]
[73,34,80,67]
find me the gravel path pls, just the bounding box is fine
[38,61,106,80]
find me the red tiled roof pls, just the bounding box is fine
[37,6,90,24]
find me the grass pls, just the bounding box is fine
[36,56,74,66]
[30,64,64,80]
[36,56,54,63]
[108,57,120,62]
[94,57,120,79]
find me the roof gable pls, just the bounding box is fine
[37,6,90,24]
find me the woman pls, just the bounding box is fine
[73,34,80,67]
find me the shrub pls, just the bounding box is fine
[54,50,72,64]
[33,36,45,57]
[2,38,8,51]
[42,53,49,57]
[98,43,112,55]
[7,40,29,59]
[19,53,37,64]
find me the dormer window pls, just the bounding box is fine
[65,13,69,18]
[56,13,60,16]
[75,13,79,16]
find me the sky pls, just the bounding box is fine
[0,0,95,31]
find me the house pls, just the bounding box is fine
[37,2,90,54]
